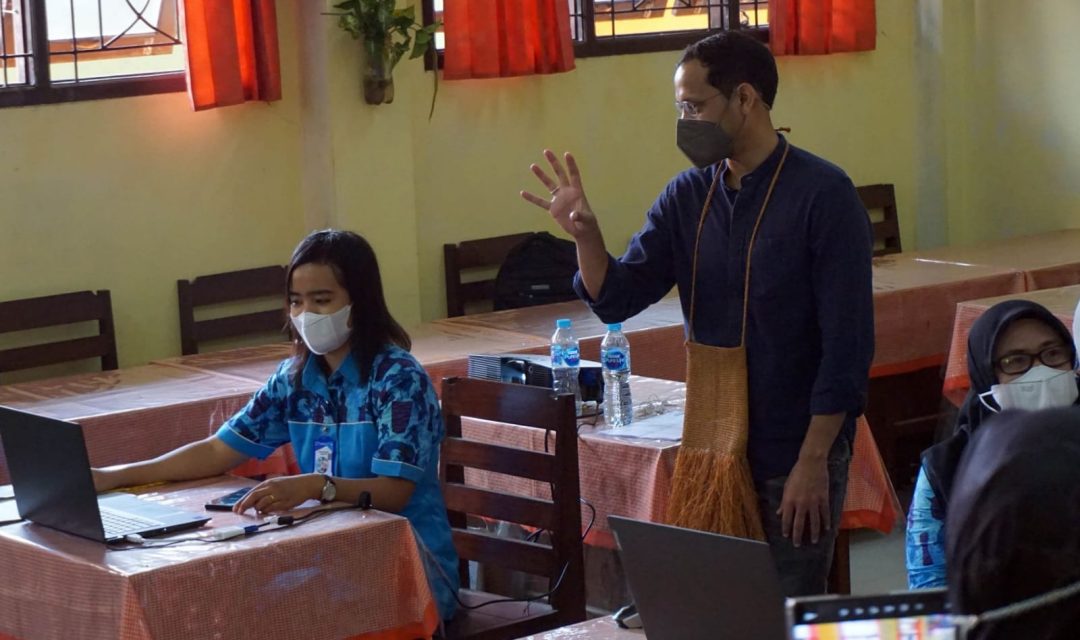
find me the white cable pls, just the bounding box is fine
[206,526,247,541]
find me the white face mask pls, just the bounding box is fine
[290,304,352,355]
[979,365,1079,413]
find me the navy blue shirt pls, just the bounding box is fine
[575,137,874,482]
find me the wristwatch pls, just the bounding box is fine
[320,474,337,503]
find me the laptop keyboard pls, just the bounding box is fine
[100,507,163,538]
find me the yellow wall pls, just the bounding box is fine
[0,3,304,368]
[946,1,1080,245]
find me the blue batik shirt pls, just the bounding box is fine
[906,466,947,589]
[216,345,459,620]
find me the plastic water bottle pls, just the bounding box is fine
[551,318,581,415]
[601,323,633,427]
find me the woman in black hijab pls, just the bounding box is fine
[906,300,1077,588]
[947,407,1080,639]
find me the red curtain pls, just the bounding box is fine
[181,0,282,111]
[443,0,575,80]
[768,0,876,56]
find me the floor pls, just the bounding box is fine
[849,524,908,595]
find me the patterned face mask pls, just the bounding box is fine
[291,304,352,355]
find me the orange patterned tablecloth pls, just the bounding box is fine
[464,377,900,548]
[153,343,294,383]
[153,324,552,398]
[870,255,1026,377]
[942,284,1080,406]
[0,365,278,484]
[0,477,437,640]
[907,229,1080,291]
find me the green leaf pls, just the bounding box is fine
[410,35,427,59]
[338,14,362,39]
[394,5,416,22]
[390,14,414,33]
[333,0,359,11]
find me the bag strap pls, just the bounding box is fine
[688,140,791,345]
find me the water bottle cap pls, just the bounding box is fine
[556,318,571,329]
[606,323,622,331]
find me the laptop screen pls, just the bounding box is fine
[787,589,958,640]
[791,616,956,640]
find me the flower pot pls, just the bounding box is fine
[362,38,395,105]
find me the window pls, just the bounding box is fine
[0,0,185,108]
[422,0,768,63]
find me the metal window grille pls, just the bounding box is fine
[1,0,185,108]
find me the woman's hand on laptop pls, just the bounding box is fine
[233,474,324,515]
[92,468,120,493]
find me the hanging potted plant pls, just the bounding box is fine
[329,0,441,117]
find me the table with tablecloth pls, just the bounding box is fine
[463,376,899,609]
[438,258,1033,385]
[0,476,438,640]
[869,255,1027,378]
[465,377,898,543]
[153,322,553,394]
[906,229,1080,291]
[0,365,271,484]
[435,295,688,383]
[517,616,644,639]
[942,284,1080,406]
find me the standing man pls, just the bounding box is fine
[521,31,874,596]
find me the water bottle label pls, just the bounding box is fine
[551,345,564,367]
[603,348,629,372]
[563,346,580,367]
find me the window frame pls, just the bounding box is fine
[0,0,186,109]
[421,0,768,70]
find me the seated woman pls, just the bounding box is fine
[93,229,459,621]
[947,407,1080,639]
[906,300,1077,589]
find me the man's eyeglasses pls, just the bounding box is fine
[674,92,722,118]
[994,344,1074,375]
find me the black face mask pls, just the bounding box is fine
[676,118,734,169]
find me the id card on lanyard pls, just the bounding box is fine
[313,427,335,475]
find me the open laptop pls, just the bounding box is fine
[610,515,787,640]
[0,406,210,543]
[787,589,957,640]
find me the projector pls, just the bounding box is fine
[467,353,605,404]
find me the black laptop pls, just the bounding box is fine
[610,515,788,640]
[0,406,210,543]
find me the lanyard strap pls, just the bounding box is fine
[688,140,790,344]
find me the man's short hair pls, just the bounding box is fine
[680,31,778,108]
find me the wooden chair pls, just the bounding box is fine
[177,265,287,355]
[857,184,902,257]
[0,290,118,375]
[443,233,534,317]
[439,377,586,640]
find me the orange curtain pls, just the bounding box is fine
[768,0,876,56]
[443,0,575,80]
[181,0,282,111]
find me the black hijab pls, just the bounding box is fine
[922,300,1075,510]
[946,407,1080,640]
